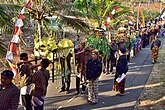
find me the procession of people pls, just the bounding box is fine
[0,10,164,110]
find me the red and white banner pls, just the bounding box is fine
[6,0,32,76]
[104,6,118,30]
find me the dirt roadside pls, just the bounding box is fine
[134,37,165,110]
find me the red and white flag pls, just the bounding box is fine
[6,0,32,76]
[25,1,32,8]
[104,6,118,30]
[7,42,18,54]
[13,26,23,35]
[15,19,24,27]
[18,14,26,19]
[11,35,19,43]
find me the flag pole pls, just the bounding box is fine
[160,1,162,14]
[137,2,141,30]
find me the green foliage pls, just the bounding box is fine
[0,40,7,58]
[34,35,57,51]
[150,11,160,19]
[0,4,21,34]
[34,34,57,60]
[134,9,160,22]
[108,6,132,26]
[86,35,110,58]
[74,0,131,29]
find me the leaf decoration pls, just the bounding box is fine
[86,35,110,58]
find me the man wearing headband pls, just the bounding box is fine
[86,50,102,104]
[0,70,20,110]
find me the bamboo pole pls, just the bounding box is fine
[148,0,152,18]
[137,2,141,30]
[38,21,42,45]
[160,1,162,14]
[52,51,55,83]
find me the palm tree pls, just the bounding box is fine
[72,0,132,59]
[0,0,90,54]
[74,0,132,30]
[0,3,22,34]
[0,0,132,39]
[0,2,22,56]
[0,0,132,55]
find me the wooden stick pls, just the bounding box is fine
[18,58,42,64]
[30,64,41,70]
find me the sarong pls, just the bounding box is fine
[151,46,159,62]
[113,74,126,94]
[88,78,99,103]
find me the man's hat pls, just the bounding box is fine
[1,70,14,79]
[89,44,94,48]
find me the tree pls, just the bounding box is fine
[0,0,90,54]
[74,0,132,30]
[0,3,21,34]
[0,3,22,56]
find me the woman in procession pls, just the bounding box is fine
[113,48,128,96]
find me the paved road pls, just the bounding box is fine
[44,43,155,110]
[19,40,158,110]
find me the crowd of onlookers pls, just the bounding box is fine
[0,17,164,110]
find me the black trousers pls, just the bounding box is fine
[105,57,116,72]
[127,53,130,62]
[21,94,32,110]
[61,74,71,91]
[76,76,86,92]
